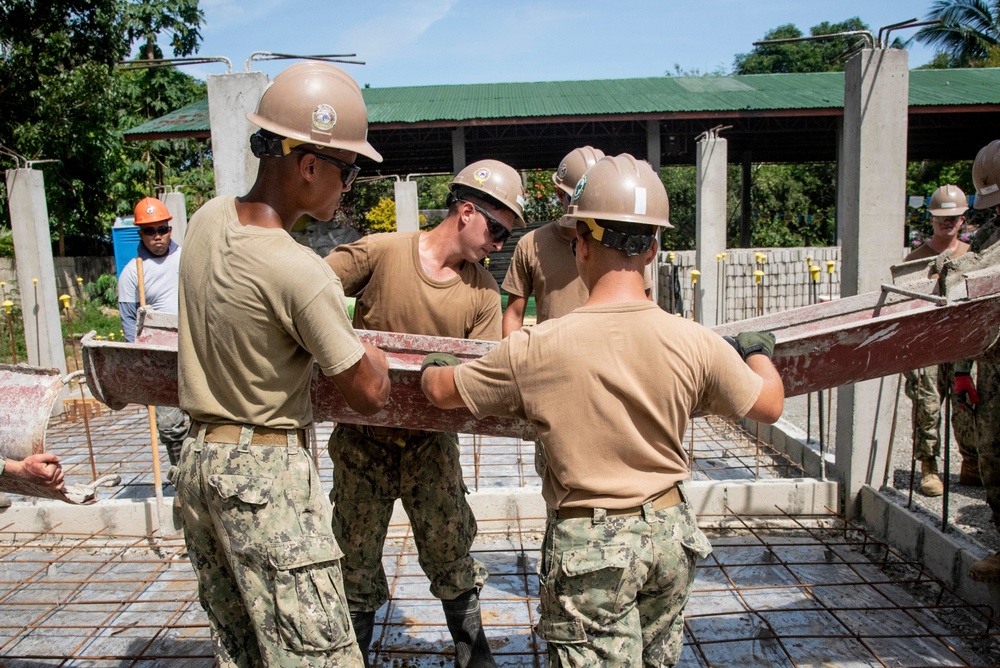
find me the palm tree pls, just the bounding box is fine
[911,0,1000,66]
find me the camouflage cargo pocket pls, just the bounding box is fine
[208,474,273,506]
[268,535,353,653]
[561,543,638,615]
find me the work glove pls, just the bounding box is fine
[421,352,461,371]
[954,372,979,414]
[723,331,776,361]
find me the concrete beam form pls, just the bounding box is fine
[4,169,68,382]
[394,180,420,233]
[206,72,269,197]
[694,132,728,326]
[834,48,909,520]
[0,479,839,540]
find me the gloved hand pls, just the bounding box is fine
[421,352,461,371]
[723,331,776,361]
[954,372,979,414]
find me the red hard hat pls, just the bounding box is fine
[134,197,172,226]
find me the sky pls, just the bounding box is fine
[184,0,943,87]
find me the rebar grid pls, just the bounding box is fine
[2,514,998,667]
[32,409,803,505]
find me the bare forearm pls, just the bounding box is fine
[422,366,468,409]
[502,296,527,338]
[744,355,784,424]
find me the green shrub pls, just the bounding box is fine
[85,273,118,308]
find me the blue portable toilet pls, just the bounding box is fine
[111,216,139,277]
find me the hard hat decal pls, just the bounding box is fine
[145,206,155,214]
[474,167,491,184]
[940,202,957,209]
[516,194,525,207]
[981,183,999,195]
[312,104,337,131]
[572,175,587,202]
[557,164,568,179]
[634,187,647,215]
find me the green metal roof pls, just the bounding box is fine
[124,97,210,139]
[124,68,1000,139]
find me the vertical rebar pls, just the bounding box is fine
[667,252,676,314]
[3,298,17,363]
[32,277,40,362]
[61,295,97,479]
[715,254,723,324]
[754,270,764,317]
[720,252,727,323]
[690,269,700,321]
[942,384,952,533]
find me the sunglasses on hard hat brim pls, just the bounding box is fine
[459,200,512,244]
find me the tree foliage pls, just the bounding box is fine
[911,0,1000,67]
[733,18,871,74]
[0,0,206,255]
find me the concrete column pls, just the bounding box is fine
[207,72,269,197]
[646,120,661,172]
[452,128,466,172]
[694,132,728,326]
[835,48,908,518]
[4,169,67,379]
[394,180,420,233]
[162,190,188,241]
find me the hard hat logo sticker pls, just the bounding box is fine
[145,206,155,214]
[557,164,568,179]
[312,104,337,131]
[572,175,587,202]
[474,167,491,184]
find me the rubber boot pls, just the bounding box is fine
[441,589,498,668]
[920,459,944,497]
[970,552,1000,582]
[350,610,375,668]
[959,458,983,487]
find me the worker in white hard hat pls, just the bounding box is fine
[902,184,979,498]
[174,61,390,666]
[422,153,784,666]
[325,158,525,667]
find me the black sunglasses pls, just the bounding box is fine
[299,150,361,187]
[461,200,511,244]
[140,225,171,237]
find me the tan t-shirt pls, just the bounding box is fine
[905,240,970,262]
[326,231,502,340]
[502,222,589,323]
[454,302,763,509]
[502,221,654,323]
[178,196,364,429]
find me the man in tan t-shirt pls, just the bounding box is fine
[325,159,525,667]
[176,62,390,667]
[423,154,784,667]
[902,184,979,497]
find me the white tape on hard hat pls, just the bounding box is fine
[634,187,647,215]
[981,183,1000,195]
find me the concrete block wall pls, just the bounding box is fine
[658,246,843,322]
[0,257,115,305]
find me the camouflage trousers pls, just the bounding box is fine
[903,364,977,462]
[537,490,713,668]
[973,362,1000,530]
[328,426,488,612]
[172,425,363,667]
[155,405,190,467]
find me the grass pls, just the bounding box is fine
[0,298,121,370]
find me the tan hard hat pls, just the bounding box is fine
[450,159,526,228]
[134,197,171,226]
[552,146,605,195]
[973,140,1000,209]
[927,184,968,216]
[247,61,382,163]
[562,153,671,229]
